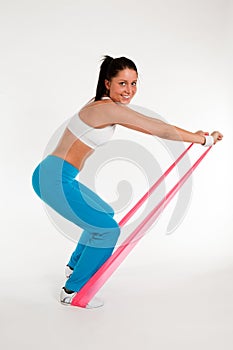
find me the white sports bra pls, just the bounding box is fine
[67,97,116,149]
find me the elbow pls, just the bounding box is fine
[157,125,182,141]
[154,124,175,140]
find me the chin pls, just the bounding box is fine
[121,97,133,105]
[111,96,133,104]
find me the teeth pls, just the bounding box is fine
[122,95,130,99]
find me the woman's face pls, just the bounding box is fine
[105,68,138,104]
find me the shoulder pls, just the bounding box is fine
[79,99,120,127]
[80,99,152,130]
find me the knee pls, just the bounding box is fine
[114,222,121,238]
[108,217,120,237]
[105,220,121,247]
[90,219,120,249]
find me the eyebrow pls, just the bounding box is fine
[117,79,137,82]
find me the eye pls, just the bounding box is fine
[119,82,126,86]
[132,81,137,86]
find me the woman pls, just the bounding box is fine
[32,55,223,308]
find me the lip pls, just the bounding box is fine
[111,94,133,104]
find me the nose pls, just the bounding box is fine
[125,84,132,94]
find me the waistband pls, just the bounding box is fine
[40,155,80,179]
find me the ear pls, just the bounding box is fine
[105,79,110,91]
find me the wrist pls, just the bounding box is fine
[202,135,214,147]
[201,136,205,145]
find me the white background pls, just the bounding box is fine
[0,0,233,349]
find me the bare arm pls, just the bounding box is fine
[80,101,223,145]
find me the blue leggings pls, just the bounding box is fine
[32,155,120,292]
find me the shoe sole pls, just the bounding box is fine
[60,298,104,309]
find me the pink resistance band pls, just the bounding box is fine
[71,144,212,308]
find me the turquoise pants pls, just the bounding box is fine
[32,155,120,292]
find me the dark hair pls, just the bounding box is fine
[94,55,138,101]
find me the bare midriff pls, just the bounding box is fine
[51,128,94,171]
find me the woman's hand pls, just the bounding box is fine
[195,130,223,145]
[211,131,224,144]
[195,130,209,145]
[195,130,209,137]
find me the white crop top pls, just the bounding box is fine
[67,97,116,149]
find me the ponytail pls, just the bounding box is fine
[94,55,113,101]
[94,55,138,101]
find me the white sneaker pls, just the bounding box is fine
[60,288,76,305]
[65,265,73,278]
[60,288,104,308]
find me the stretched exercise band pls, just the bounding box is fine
[119,142,194,227]
[71,145,212,308]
